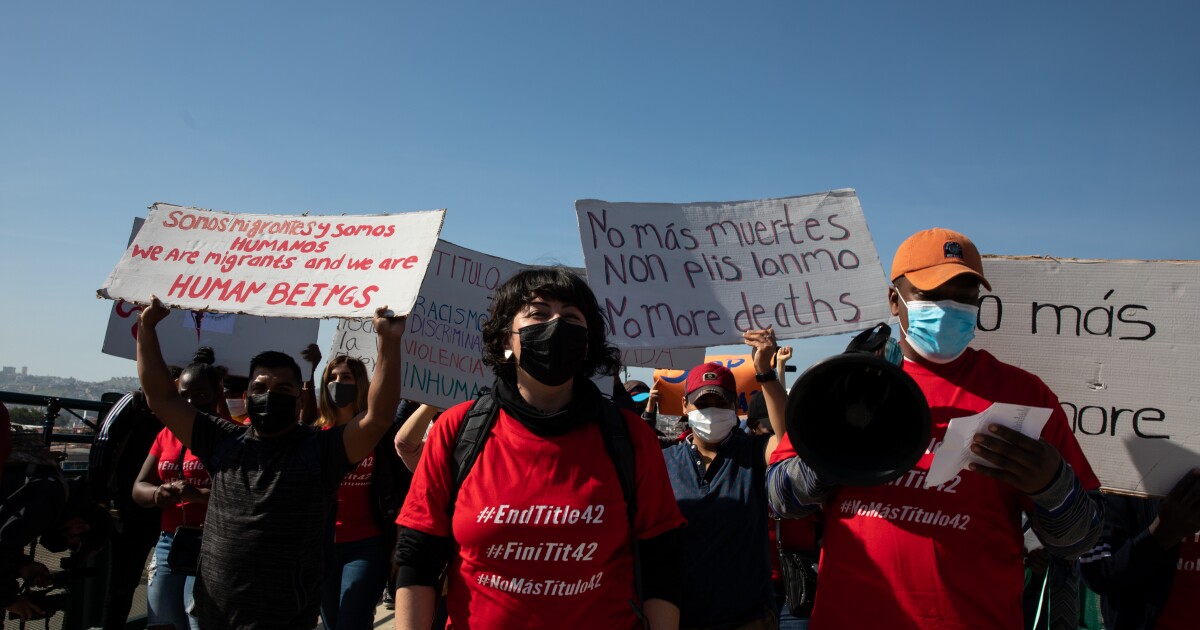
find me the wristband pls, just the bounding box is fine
[754,369,778,383]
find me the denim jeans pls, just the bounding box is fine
[774,584,810,630]
[320,535,390,630]
[146,531,200,630]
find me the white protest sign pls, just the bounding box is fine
[576,190,890,349]
[973,257,1200,496]
[99,203,445,318]
[331,241,709,409]
[102,299,319,377]
[100,216,321,376]
[618,347,705,371]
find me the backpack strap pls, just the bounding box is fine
[596,401,637,530]
[446,388,499,520]
[595,400,644,616]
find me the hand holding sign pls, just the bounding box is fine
[1150,469,1200,548]
[140,296,171,329]
[373,306,408,345]
[743,328,779,375]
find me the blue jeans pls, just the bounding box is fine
[320,535,390,630]
[146,531,200,630]
[774,585,810,630]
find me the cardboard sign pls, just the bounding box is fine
[332,241,709,411]
[100,216,320,376]
[101,299,319,378]
[651,354,764,417]
[329,240,514,408]
[99,203,445,318]
[972,257,1200,496]
[576,190,890,349]
[619,347,706,372]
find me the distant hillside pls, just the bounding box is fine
[0,372,139,402]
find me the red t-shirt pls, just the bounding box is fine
[335,453,382,543]
[1157,532,1200,630]
[795,349,1100,630]
[398,402,686,630]
[149,428,211,532]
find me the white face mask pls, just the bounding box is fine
[687,406,738,443]
[226,398,248,419]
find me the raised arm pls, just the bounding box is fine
[299,343,322,425]
[136,297,197,448]
[343,307,406,464]
[743,329,787,464]
[394,403,440,472]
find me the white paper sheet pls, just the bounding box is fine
[925,403,1054,488]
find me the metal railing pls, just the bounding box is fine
[2,390,147,630]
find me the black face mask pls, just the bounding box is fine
[516,318,589,387]
[326,381,357,409]
[247,391,298,435]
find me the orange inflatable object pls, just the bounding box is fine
[651,354,762,417]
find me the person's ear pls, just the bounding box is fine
[888,285,901,318]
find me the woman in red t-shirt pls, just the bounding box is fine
[393,267,687,630]
[317,355,400,630]
[132,361,219,630]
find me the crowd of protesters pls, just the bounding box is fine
[3,226,1198,629]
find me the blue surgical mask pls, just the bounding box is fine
[898,294,979,364]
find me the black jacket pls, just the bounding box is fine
[1078,493,1176,630]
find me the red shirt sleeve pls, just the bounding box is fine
[149,427,169,459]
[622,410,686,540]
[769,433,797,466]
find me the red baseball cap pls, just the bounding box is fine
[890,227,991,291]
[685,362,736,405]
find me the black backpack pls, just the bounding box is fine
[445,388,645,607]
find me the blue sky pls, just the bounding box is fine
[1,2,1197,382]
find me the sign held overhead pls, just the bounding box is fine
[576,190,890,349]
[99,203,445,318]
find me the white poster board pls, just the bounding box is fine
[973,257,1200,496]
[99,203,445,318]
[331,241,708,409]
[102,299,319,378]
[99,216,320,375]
[576,190,890,349]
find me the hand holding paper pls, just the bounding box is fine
[925,404,1059,493]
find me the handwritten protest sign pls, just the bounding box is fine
[99,217,320,375]
[972,257,1200,496]
[576,190,890,349]
[332,242,711,409]
[329,240,522,409]
[102,299,319,377]
[652,354,763,417]
[99,203,445,318]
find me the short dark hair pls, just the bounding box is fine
[248,351,303,386]
[481,267,622,380]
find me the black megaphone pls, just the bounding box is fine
[784,323,931,487]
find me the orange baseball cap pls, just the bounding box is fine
[890,227,991,291]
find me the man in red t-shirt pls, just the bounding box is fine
[767,228,1104,630]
